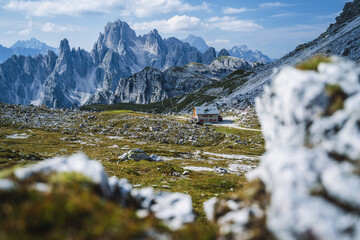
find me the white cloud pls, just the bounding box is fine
[19,20,32,35]
[208,17,263,32]
[133,15,263,33]
[222,7,247,14]
[259,2,288,8]
[41,22,81,33]
[132,15,205,33]
[207,39,230,44]
[271,13,292,18]
[3,0,210,17]
[207,16,237,22]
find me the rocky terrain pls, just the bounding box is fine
[85,56,252,105]
[0,100,265,237]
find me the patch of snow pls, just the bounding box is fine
[227,163,257,174]
[203,152,259,161]
[182,166,213,172]
[108,144,119,148]
[107,136,124,140]
[5,133,31,139]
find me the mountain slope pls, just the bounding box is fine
[0,44,13,63]
[182,34,210,53]
[168,0,360,112]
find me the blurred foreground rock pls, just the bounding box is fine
[205,57,360,239]
[1,153,194,231]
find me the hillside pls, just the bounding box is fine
[164,0,360,112]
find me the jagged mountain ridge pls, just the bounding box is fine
[85,56,253,105]
[0,19,252,108]
[228,45,272,63]
[183,34,273,63]
[0,38,58,63]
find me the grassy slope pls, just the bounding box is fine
[0,106,264,238]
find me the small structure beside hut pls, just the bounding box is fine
[192,106,221,123]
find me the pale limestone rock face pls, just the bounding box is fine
[204,58,360,240]
[253,58,360,240]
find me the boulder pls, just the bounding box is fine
[205,58,360,239]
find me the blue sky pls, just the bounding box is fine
[0,0,349,58]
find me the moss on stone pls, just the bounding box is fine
[296,55,332,71]
[324,84,347,116]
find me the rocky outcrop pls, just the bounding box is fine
[206,58,360,239]
[113,67,169,104]
[2,153,194,230]
[331,0,360,29]
[218,49,230,57]
[202,47,217,65]
[86,56,252,105]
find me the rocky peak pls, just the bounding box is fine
[336,0,360,25]
[202,47,217,65]
[218,49,230,57]
[327,0,360,33]
[149,29,160,37]
[236,45,249,52]
[103,19,136,53]
[182,34,210,53]
[58,39,71,59]
[143,29,165,55]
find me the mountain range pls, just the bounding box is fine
[182,34,273,63]
[0,38,58,63]
[0,20,253,108]
[0,0,359,111]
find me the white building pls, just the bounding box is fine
[193,106,220,123]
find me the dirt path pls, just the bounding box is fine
[174,115,262,132]
[210,120,262,132]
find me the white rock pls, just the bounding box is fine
[252,58,360,240]
[0,179,15,191]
